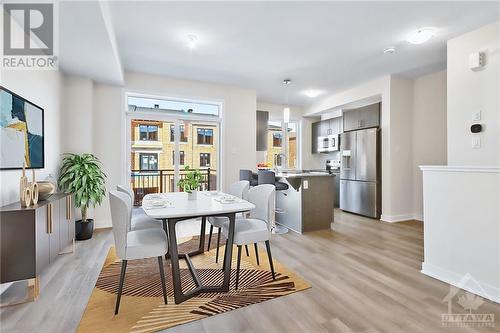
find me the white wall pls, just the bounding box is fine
[91,84,124,226]
[385,76,414,221]
[412,71,447,220]
[421,166,500,303]
[0,70,63,206]
[447,21,500,166]
[61,76,94,154]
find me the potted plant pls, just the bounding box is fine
[58,153,106,240]
[177,165,202,200]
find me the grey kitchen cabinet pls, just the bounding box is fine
[1,193,74,285]
[343,103,380,132]
[311,121,321,153]
[256,110,269,151]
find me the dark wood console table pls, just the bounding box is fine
[0,193,75,305]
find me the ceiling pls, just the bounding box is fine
[59,1,500,106]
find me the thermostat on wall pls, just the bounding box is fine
[469,52,485,70]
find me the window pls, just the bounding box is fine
[139,124,158,141]
[172,151,185,165]
[274,154,283,166]
[128,96,220,117]
[197,128,213,145]
[139,153,158,171]
[170,124,187,142]
[200,153,211,167]
[273,132,282,147]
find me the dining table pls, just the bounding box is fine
[142,191,255,304]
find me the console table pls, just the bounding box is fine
[0,193,75,305]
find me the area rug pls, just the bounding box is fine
[78,234,310,333]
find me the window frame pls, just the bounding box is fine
[197,128,214,145]
[199,152,211,168]
[139,152,159,171]
[139,124,159,141]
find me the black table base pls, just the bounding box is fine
[162,213,237,304]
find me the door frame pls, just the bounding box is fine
[124,93,223,193]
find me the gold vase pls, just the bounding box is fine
[30,182,39,205]
[20,163,29,207]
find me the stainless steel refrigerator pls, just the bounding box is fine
[340,128,381,218]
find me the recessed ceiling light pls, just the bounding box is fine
[383,47,396,54]
[406,27,436,44]
[187,34,198,49]
[302,90,323,98]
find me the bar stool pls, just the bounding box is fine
[257,170,289,234]
[240,169,258,187]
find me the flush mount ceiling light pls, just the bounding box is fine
[187,34,198,49]
[406,27,436,45]
[383,47,396,54]
[302,89,323,98]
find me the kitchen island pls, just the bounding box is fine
[275,170,335,233]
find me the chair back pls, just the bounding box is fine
[239,169,253,182]
[258,170,276,185]
[247,184,275,230]
[228,180,250,200]
[117,185,134,206]
[109,190,131,259]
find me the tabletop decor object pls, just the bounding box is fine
[177,165,202,200]
[29,169,39,205]
[58,153,106,240]
[37,180,56,200]
[19,163,29,207]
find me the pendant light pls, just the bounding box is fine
[283,79,291,123]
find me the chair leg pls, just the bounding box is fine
[254,243,260,265]
[215,227,221,263]
[207,224,214,251]
[158,256,167,305]
[265,240,276,280]
[115,260,127,315]
[236,245,242,290]
[245,244,250,257]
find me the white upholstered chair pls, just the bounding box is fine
[221,184,276,289]
[116,185,162,231]
[207,181,249,263]
[109,190,169,314]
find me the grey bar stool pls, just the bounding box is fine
[257,170,289,234]
[240,169,258,187]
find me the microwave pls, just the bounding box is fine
[318,136,330,153]
[327,134,339,151]
[318,134,339,153]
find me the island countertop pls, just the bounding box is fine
[275,170,336,178]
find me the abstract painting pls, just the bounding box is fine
[0,86,44,169]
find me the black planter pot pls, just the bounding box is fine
[75,219,94,240]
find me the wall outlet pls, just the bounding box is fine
[472,110,482,121]
[303,180,309,189]
[472,136,481,149]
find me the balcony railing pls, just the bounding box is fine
[130,168,216,206]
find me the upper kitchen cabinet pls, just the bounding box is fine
[311,121,320,154]
[343,103,380,132]
[256,111,269,151]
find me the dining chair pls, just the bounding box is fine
[221,184,276,290]
[109,190,169,314]
[117,185,162,231]
[207,180,249,263]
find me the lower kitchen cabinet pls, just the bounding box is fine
[1,193,75,286]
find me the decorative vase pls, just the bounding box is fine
[30,182,39,205]
[37,181,56,200]
[188,190,197,200]
[20,163,29,207]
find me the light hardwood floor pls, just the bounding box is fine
[2,210,500,332]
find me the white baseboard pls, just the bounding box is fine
[421,262,500,304]
[94,219,112,229]
[380,213,414,223]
